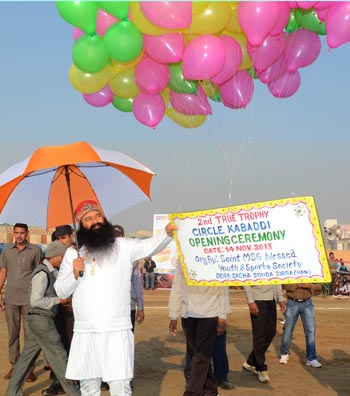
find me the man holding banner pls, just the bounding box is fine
[168,261,230,396]
[242,285,285,384]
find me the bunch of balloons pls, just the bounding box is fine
[57,1,350,129]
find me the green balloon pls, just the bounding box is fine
[286,10,299,33]
[294,9,326,35]
[112,96,133,112]
[56,1,98,34]
[247,67,258,79]
[168,63,198,94]
[104,20,143,62]
[209,92,221,102]
[99,1,130,20]
[72,34,110,73]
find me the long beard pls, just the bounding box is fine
[77,219,116,255]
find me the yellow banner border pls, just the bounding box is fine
[169,196,330,286]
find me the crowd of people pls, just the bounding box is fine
[0,200,176,396]
[0,203,332,396]
[328,251,350,296]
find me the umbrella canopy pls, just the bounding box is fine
[0,141,155,229]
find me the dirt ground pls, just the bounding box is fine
[1,289,350,396]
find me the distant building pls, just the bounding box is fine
[0,223,53,246]
[324,219,350,251]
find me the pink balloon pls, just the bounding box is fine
[315,8,328,22]
[238,2,280,46]
[314,1,339,10]
[96,10,118,37]
[183,35,226,80]
[169,85,212,116]
[296,2,319,9]
[314,1,342,21]
[140,1,192,29]
[210,36,242,85]
[270,2,291,36]
[284,29,321,72]
[288,2,298,8]
[326,2,350,49]
[135,56,170,94]
[82,84,114,107]
[257,55,287,84]
[268,70,301,98]
[73,27,84,41]
[133,93,166,128]
[220,70,254,109]
[144,33,184,64]
[247,32,286,72]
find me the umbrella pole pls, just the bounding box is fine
[64,166,83,276]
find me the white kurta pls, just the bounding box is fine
[54,231,172,380]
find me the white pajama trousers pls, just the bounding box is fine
[66,330,134,387]
[80,378,132,396]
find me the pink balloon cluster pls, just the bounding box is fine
[60,1,350,129]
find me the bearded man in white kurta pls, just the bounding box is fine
[54,200,176,396]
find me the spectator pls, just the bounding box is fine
[184,331,234,390]
[279,283,322,368]
[6,241,80,396]
[328,252,339,295]
[242,285,285,384]
[42,225,76,396]
[0,223,42,382]
[337,258,348,273]
[169,260,230,396]
[144,257,157,290]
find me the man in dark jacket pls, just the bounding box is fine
[7,241,80,396]
[144,257,157,290]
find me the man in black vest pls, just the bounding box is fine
[144,257,157,290]
[7,241,80,396]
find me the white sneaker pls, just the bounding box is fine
[306,359,322,368]
[279,354,289,364]
[242,361,258,375]
[257,371,270,383]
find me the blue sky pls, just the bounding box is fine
[0,2,349,232]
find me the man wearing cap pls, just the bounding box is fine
[55,200,177,396]
[52,225,75,247]
[7,241,80,396]
[42,225,76,396]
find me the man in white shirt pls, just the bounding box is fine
[168,261,230,396]
[54,200,177,396]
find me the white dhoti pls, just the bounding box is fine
[66,330,134,381]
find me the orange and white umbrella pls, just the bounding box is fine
[0,141,155,229]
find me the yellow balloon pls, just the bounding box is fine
[69,63,115,94]
[109,67,140,99]
[192,2,210,15]
[225,2,243,34]
[182,31,200,45]
[160,88,170,108]
[112,51,144,75]
[190,2,231,34]
[223,32,253,70]
[130,1,176,35]
[166,107,207,129]
[200,80,219,98]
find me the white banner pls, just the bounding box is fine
[169,196,330,286]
